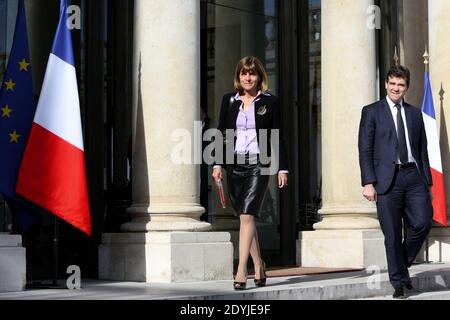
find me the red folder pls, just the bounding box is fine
[217,180,226,208]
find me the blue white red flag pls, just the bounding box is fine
[421,71,447,226]
[16,0,91,235]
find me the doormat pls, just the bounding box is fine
[245,266,364,279]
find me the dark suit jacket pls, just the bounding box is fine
[358,98,432,194]
[216,92,288,172]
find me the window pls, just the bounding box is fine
[377,0,399,98]
[0,0,17,84]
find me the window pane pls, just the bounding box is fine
[209,0,278,18]
[0,0,6,83]
[0,0,18,84]
[307,0,322,229]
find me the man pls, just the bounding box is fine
[358,65,433,298]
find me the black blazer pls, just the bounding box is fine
[358,98,432,194]
[216,92,288,172]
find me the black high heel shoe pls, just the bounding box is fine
[254,262,267,287]
[234,272,248,290]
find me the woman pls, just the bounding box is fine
[212,56,289,290]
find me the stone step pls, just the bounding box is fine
[1,263,450,300]
[361,290,450,300]
[187,264,450,300]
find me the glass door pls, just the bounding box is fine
[202,0,282,264]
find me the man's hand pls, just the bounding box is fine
[363,184,377,202]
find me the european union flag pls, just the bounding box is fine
[0,0,40,231]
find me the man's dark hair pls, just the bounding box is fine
[386,65,410,88]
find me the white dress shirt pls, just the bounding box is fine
[386,96,416,164]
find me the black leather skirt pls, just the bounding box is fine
[226,156,270,217]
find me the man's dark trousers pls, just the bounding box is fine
[377,165,433,289]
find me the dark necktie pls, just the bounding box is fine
[395,104,408,164]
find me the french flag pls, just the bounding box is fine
[421,71,448,227]
[16,0,91,235]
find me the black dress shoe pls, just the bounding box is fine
[233,272,248,291]
[233,281,247,290]
[254,277,266,287]
[254,262,267,287]
[393,287,406,299]
[405,283,414,290]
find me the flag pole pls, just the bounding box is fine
[423,47,430,264]
[393,46,399,66]
[52,216,59,286]
[423,47,429,73]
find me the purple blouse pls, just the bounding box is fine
[234,91,269,154]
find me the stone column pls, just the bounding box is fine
[122,0,209,233]
[99,0,233,283]
[418,0,450,263]
[298,0,386,269]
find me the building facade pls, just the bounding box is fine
[1,0,450,287]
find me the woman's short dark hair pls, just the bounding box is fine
[234,56,269,93]
[386,65,410,88]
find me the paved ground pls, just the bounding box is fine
[1,262,450,300]
[360,290,450,300]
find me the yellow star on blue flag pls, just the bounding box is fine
[18,58,30,71]
[9,130,21,143]
[1,105,13,118]
[4,78,16,91]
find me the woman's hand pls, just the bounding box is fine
[212,167,223,185]
[278,172,288,189]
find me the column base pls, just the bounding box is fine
[0,234,26,293]
[314,206,379,230]
[122,205,211,232]
[297,230,387,269]
[211,215,240,260]
[222,230,239,261]
[99,232,233,283]
[417,227,450,263]
[121,217,212,232]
